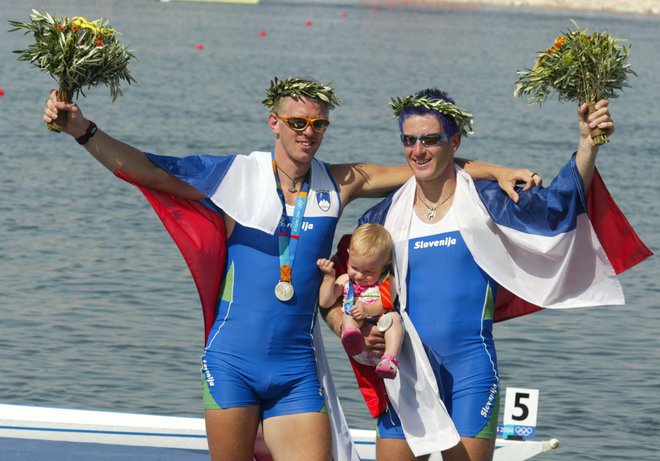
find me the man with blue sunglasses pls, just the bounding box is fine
[324,87,647,461]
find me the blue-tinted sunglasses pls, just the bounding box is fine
[401,132,450,147]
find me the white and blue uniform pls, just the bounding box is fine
[146,151,342,419]
[378,210,500,438]
[358,155,627,456]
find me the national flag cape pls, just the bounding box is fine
[116,151,360,461]
[115,170,227,343]
[332,155,651,456]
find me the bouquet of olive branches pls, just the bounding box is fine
[9,10,137,131]
[514,20,635,145]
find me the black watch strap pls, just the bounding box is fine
[76,121,98,145]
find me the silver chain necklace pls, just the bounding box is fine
[417,190,455,220]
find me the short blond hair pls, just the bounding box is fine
[349,223,393,263]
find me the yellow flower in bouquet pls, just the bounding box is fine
[70,16,116,39]
[514,20,636,145]
[9,9,137,131]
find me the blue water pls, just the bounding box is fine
[1,1,659,459]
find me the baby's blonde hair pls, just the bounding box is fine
[349,223,393,263]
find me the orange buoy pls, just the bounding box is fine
[341,12,348,18]
[196,43,204,50]
[0,88,4,97]
[306,20,312,26]
[259,29,267,37]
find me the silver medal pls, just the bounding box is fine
[377,313,394,332]
[274,281,294,301]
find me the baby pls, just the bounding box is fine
[317,223,403,379]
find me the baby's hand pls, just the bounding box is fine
[316,258,336,277]
[350,302,368,320]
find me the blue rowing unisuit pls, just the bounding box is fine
[378,209,500,438]
[167,153,344,419]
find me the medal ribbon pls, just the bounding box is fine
[379,272,393,310]
[272,155,310,285]
[343,281,355,314]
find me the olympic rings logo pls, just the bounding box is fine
[514,426,534,437]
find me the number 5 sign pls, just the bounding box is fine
[503,387,539,427]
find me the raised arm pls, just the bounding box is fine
[576,99,614,193]
[316,259,344,309]
[44,91,203,199]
